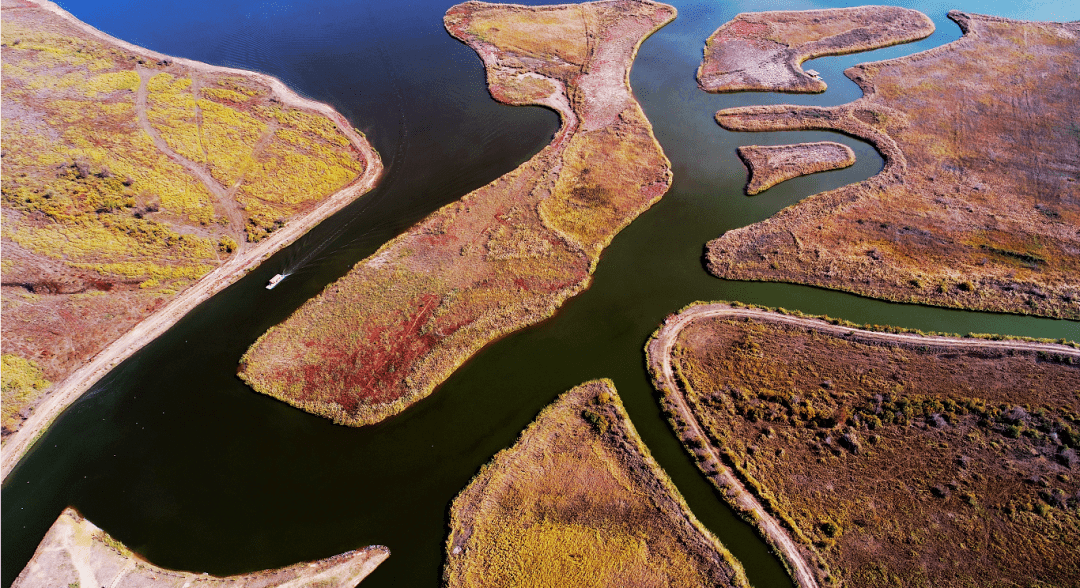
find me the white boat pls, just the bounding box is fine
[266,273,285,289]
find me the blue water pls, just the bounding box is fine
[3,0,1077,586]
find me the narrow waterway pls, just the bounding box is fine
[2,0,1077,586]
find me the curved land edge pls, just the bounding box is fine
[0,0,384,482]
[708,11,1080,320]
[696,6,934,94]
[646,302,1080,588]
[13,507,388,588]
[237,0,676,427]
[737,142,855,195]
[444,379,749,587]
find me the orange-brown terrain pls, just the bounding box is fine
[649,303,1080,588]
[738,142,855,195]
[239,0,675,427]
[697,6,934,93]
[0,0,380,450]
[14,508,388,588]
[445,380,748,588]
[707,12,1080,319]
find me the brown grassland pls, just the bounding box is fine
[14,507,388,588]
[738,142,855,195]
[707,12,1080,319]
[697,6,934,93]
[239,0,676,426]
[444,379,749,588]
[0,0,375,440]
[652,303,1080,587]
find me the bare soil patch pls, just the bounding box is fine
[444,379,748,588]
[738,142,855,195]
[13,508,388,588]
[707,12,1080,319]
[649,303,1080,587]
[239,0,675,427]
[697,6,933,93]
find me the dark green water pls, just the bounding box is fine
[3,0,1077,586]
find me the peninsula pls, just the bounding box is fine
[737,142,855,195]
[445,380,749,588]
[239,0,675,426]
[648,303,1080,587]
[0,0,382,479]
[707,11,1080,319]
[697,6,933,93]
[13,508,388,588]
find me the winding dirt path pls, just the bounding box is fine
[1,0,384,482]
[646,303,1079,588]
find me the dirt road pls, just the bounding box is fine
[646,302,1079,588]
[1,0,383,482]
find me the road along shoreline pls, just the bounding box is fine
[646,302,1080,588]
[1,0,384,482]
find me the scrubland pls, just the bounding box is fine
[707,12,1080,319]
[1,0,372,440]
[445,380,748,588]
[697,6,934,93]
[652,304,1080,587]
[239,0,676,426]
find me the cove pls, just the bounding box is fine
[2,1,1077,587]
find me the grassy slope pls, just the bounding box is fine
[0,0,369,439]
[238,0,675,426]
[665,311,1080,587]
[444,379,748,588]
[707,12,1080,319]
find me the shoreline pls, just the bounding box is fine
[646,302,1080,588]
[0,0,384,482]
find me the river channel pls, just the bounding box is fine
[2,0,1077,586]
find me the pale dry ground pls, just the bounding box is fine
[1,0,382,481]
[445,380,749,588]
[647,303,1080,588]
[697,6,934,93]
[707,12,1080,319]
[12,508,388,588]
[737,142,855,195]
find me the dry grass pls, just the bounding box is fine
[238,0,676,426]
[665,310,1080,587]
[707,12,1080,319]
[444,380,748,588]
[697,6,934,93]
[737,142,855,195]
[13,507,388,588]
[0,0,369,441]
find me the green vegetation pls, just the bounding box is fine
[445,380,748,588]
[1,355,51,436]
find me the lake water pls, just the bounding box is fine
[2,0,1077,586]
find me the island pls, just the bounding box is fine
[445,380,748,588]
[0,0,381,478]
[737,142,855,195]
[696,6,934,93]
[238,0,676,427]
[648,302,1080,587]
[706,11,1080,319]
[13,508,388,588]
